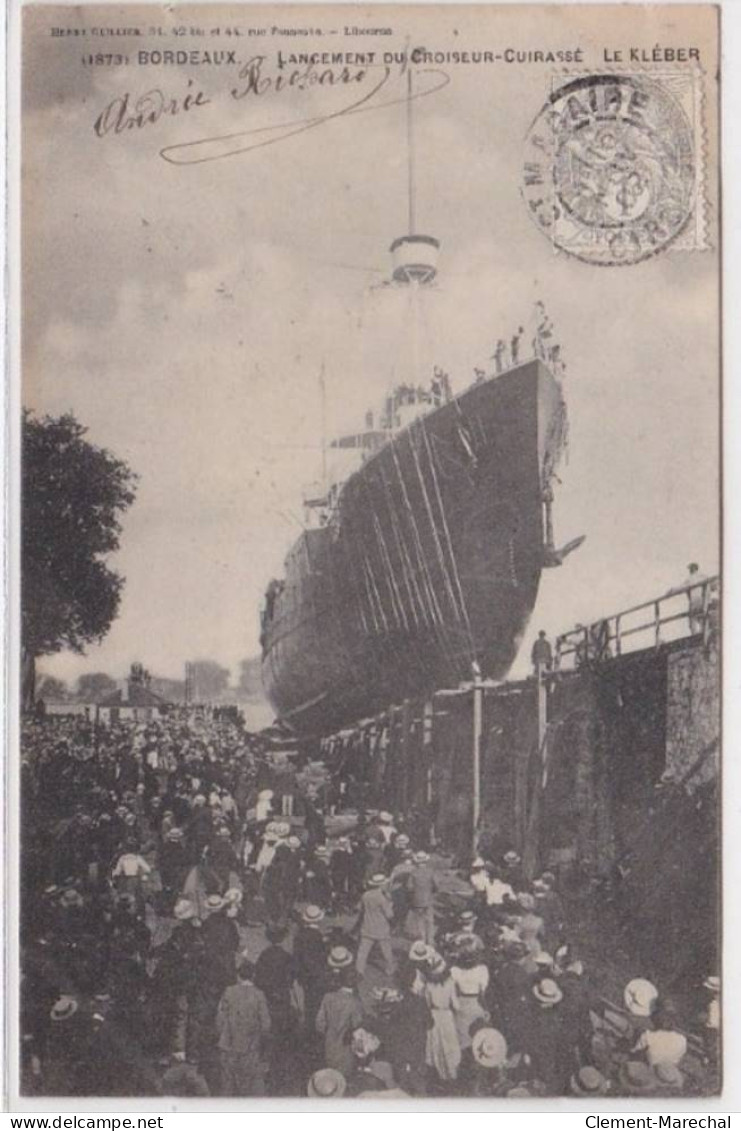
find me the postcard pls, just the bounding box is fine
[14,2,720,1106]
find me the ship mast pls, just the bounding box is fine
[406,62,416,236]
[388,59,440,391]
[389,67,438,287]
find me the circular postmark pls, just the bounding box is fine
[521,74,696,266]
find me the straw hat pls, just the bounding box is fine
[315,846,329,858]
[167,828,184,841]
[532,978,563,1007]
[395,834,410,847]
[378,811,393,823]
[570,1066,609,1096]
[205,894,225,913]
[409,940,432,963]
[287,835,301,849]
[50,996,78,1022]
[471,1027,508,1068]
[413,851,430,865]
[173,898,195,920]
[368,872,387,887]
[302,905,325,924]
[223,887,243,905]
[503,850,521,865]
[308,1068,346,1098]
[703,975,720,993]
[328,946,353,970]
[624,978,659,1018]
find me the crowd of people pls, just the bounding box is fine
[20,709,720,1099]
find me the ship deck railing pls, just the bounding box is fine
[554,575,719,671]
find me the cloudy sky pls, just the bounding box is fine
[23,4,719,690]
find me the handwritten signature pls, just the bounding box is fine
[92,56,450,166]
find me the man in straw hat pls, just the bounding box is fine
[151,897,206,1060]
[201,894,240,1006]
[405,851,439,945]
[375,810,397,846]
[43,996,88,1095]
[356,873,394,977]
[316,952,364,1079]
[522,978,572,1094]
[622,977,660,1049]
[293,905,327,1032]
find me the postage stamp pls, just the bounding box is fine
[521,72,708,266]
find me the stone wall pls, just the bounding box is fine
[665,638,720,792]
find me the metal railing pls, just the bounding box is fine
[555,575,719,670]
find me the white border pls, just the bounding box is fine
[3,0,739,1116]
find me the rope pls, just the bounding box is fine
[419,419,477,659]
[378,465,427,629]
[407,423,463,626]
[388,434,466,678]
[389,437,447,630]
[372,510,408,630]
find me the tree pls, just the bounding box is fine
[187,659,231,702]
[36,674,69,702]
[76,672,118,703]
[22,411,138,709]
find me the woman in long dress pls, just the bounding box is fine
[449,936,490,1051]
[414,956,461,1085]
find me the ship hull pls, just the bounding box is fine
[262,360,563,735]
